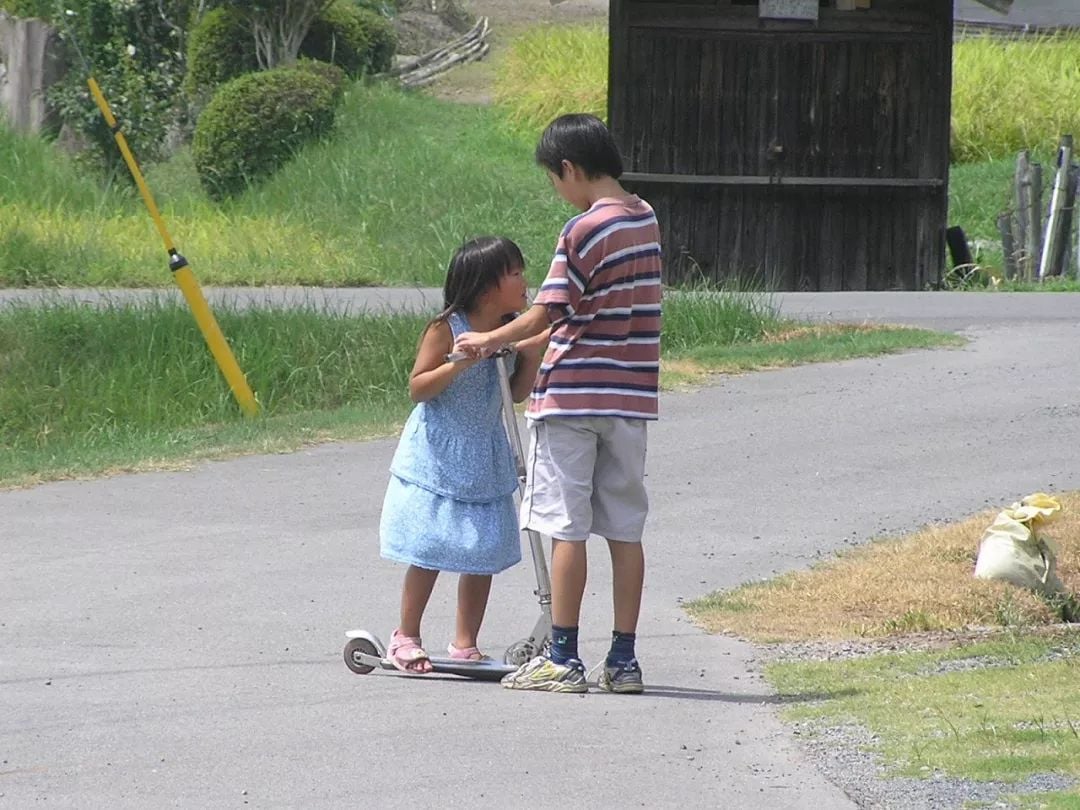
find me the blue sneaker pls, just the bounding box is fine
[597,658,644,694]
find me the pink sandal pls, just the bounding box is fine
[387,629,432,674]
[447,642,492,662]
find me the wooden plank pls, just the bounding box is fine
[622,172,945,188]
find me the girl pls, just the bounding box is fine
[379,236,545,674]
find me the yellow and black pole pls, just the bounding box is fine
[85,78,259,417]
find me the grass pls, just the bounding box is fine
[768,633,1080,784]
[687,492,1080,642]
[952,34,1080,164]
[0,301,427,485]
[0,83,569,288]
[493,24,606,139]
[0,291,958,487]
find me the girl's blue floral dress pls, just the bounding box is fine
[379,311,522,575]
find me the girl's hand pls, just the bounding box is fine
[453,331,496,358]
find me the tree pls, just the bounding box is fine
[234,0,334,70]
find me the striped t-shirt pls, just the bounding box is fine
[528,195,662,421]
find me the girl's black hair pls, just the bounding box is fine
[431,236,525,327]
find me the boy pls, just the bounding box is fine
[454,113,662,694]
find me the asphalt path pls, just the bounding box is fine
[3,289,1080,808]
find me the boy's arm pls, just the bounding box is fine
[454,304,551,356]
[509,328,549,402]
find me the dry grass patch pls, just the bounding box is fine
[687,493,1080,642]
[760,323,883,344]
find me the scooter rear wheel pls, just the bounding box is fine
[344,637,378,675]
[503,639,539,667]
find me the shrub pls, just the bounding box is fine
[192,63,345,200]
[300,0,396,76]
[295,57,348,102]
[0,0,54,18]
[183,7,258,105]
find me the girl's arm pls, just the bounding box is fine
[409,320,477,403]
[509,328,549,402]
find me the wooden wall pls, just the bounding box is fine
[609,0,953,290]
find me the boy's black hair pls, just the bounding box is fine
[535,114,624,180]
[431,236,524,327]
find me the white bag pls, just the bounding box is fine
[974,493,1066,597]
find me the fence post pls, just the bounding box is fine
[997,211,1017,279]
[1013,151,1043,282]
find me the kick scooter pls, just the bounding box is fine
[343,348,551,681]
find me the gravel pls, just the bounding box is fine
[792,721,1075,810]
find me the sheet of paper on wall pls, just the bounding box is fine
[760,0,819,21]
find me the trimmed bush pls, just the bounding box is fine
[295,58,348,103]
[184,7,258,105]
[301,1,397,76]
[192,64,345,200]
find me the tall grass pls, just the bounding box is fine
[952,34,1080,163]
[0,84,572,288]
[494,26,1080,163]
[0,301,426,457]
[493,24,607,138]
[662,288,781,353]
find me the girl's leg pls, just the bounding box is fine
[400,564,439,638]
[454,574,493,651]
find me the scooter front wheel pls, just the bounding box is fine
[344,637,379,675]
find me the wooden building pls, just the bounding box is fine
[607,0,1011,290]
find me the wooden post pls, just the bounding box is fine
[998,211,1017,279]
[1013,152,1043,282]
[1039,135,1074,280]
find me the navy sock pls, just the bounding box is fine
[549,625,579,665]
[606,631,636,667]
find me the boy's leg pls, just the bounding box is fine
[453,573,492,652]
[607,539,644,635]
[591,418,649,693]
[502,419,595,693]
[551,538,588,629]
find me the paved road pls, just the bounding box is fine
[3,290,1080,808]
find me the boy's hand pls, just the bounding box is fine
[453,331,496,359]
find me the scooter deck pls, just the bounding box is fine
[382,656,517,681]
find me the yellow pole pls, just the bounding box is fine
[87,77,259,417]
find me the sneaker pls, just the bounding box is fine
[501,656,588,693]
[596,658,644,694]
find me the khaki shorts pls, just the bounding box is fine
[520,416,649,543]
